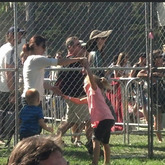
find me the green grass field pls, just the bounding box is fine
[1,130,165,165]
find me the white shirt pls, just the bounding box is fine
[0,42,14,92]
[22,55,58,101]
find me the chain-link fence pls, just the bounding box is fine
[0,2,165,164]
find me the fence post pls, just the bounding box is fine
[13,2,19,146]
[148,2,154,158]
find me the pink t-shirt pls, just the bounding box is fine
[84,83,114,127]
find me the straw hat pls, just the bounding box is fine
[86,29,113,52]
[89,29,113,40]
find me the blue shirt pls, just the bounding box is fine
[19,105,44,137]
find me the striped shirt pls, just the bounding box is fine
[19,105,44,137]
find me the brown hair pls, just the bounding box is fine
[7,135,62,165]
[22,43,31,53]
[21,35,46,54]
[25,88,40,105]
[20,43,30,63]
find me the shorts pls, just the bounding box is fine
[93,119,115,144]
[65,99,90,124]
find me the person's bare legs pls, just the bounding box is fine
[71,123,85,144]
[103,143,110,165]
[154,112,162,142]
[92,139,100,165]
[71,124,79,142]
[85,120,93,142]
[56,121,74,136]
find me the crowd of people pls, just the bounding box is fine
[0,26,165,165]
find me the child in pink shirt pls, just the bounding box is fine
[63,59,115,165]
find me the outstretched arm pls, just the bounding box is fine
[57,57,87,66]
[63,95,87,104]
[82,59,97,90]
[39,119,54,133]
[137,69,147,77]
[44,82,63,96]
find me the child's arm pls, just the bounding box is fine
[63,95,88,104]
[82,59,97,90]
[38,119,54,133]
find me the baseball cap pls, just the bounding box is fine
[79,40,86,47]
[7,26,26,34]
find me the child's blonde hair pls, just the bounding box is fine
[85,74,111,90]
[25,88,40,105]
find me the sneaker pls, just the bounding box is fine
[74,140,83,147]
[85,140,104,156]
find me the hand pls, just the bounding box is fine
[51,86,63,96]
[79,57,87,65]
[63,95,69,100]
[79,57,87,60]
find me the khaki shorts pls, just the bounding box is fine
[65,99,90,124]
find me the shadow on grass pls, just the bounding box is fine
[64,145,91,161]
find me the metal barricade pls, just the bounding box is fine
[107,77,149,144]
[125,78,148,144]
[43,78,67,126]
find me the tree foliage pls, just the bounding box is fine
[0,2,161,64]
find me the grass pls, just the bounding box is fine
[1,129,165,165]
[61,131,165,165]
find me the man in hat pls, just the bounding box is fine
[86,29,113,77]
[0,26,25,144]
[55,36,93,153]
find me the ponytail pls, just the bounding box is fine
[22,43,31,53]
